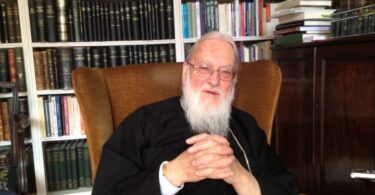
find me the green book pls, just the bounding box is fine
[0,49,9,93]
[65,141,73,189]
[51,142,61,191]
[69,140,79,189]
[58,141,68,190]
[15,47,26,92]
[76,140,85,187]
[82,141,92,186]
[45,143,55,191]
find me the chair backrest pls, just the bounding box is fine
[72,59,281,180]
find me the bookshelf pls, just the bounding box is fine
[1,0,275,194]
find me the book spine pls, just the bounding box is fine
[45,0,57,42]
[12,2,21,42]
[124,1,132,40]
[82,141,92,186]
[0,4,9,43]
[159,0,166,39]
[0,101,10,141]
[91,48,101,68]
[166,0,174,39]
[130,0,139,40]
[0,49,10,92]
[73,47,86,68]
[7,48,17,83]
[58,142,68,190]
[108,46,117,67]
[72,0,81,41]
[56,48,73,89]
[45,144,55,191]
[0,102,4,141]
[55,96,63,136]
[77,141,85,187]
[15,48,27,92]
[62,96,70,136]
[5,3,15,42]
[138,0,145,40]
[43,98,51,137]
[35,0,45,42]
[108,2,116,41]
[56,0,68,41]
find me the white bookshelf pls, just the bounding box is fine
[0,0,274,194]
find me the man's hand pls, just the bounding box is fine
[165,133,260,195]
[164,133,234,186]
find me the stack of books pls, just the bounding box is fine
[272,0,335,45]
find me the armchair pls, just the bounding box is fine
[72,60,281,180]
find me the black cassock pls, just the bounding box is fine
[92,97,298,195]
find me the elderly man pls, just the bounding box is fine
[92,32,298,195]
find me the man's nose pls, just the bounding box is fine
[207,70,220,86]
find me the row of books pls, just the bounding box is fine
[38,95,84,138]
[29,0,174,42]
[331,4,375,37]
[0,48,27,92]
[0,1,21,43]
[44,140,92,192]
[237,41,272,62]
[272,0,334,46]
[0,145,36,193]
[0,98,29,142]
[33,44,175,90]
[182,0,270,38]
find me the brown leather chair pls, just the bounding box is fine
[72,59,281,181]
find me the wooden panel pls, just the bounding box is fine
[272,48,316,195]
[316,43,375,195]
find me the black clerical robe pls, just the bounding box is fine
[92,97,298,195]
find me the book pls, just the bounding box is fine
[12,2,21,42]
[350,169,375,180]
[0,106,3,141]
[56,0,68,41]
[0,49,9,92]
[0,4,8,43]
[276,0,333,11]
[28,0,37,42]
[45,0,57,42]
[68,141,78,189]
[45,143,55,191]
[15,48,26,92]
[82,141,92,186]
[277,10,335,24]
[58,142,68,190]
[5,2,15,42]
[56,48,73,89]
[273,32,329,45]
[34,0,45,42]
[274,26,331,35]
[7,48,17,83]
[276,20,331,30]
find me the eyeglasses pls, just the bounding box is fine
[185,61,235,82]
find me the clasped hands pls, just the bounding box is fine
[164,133,256,191]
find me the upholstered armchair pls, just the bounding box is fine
[72,59,281,180]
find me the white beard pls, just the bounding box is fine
[180,75,235,137]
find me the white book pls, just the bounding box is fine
[278,10,334,24]
[276,0,332,11]
[351,169,375,180]
[37,97,46,138]
[272,7,335,18]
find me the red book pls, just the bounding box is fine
[63,96,70,135]
[7,48,17,83]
